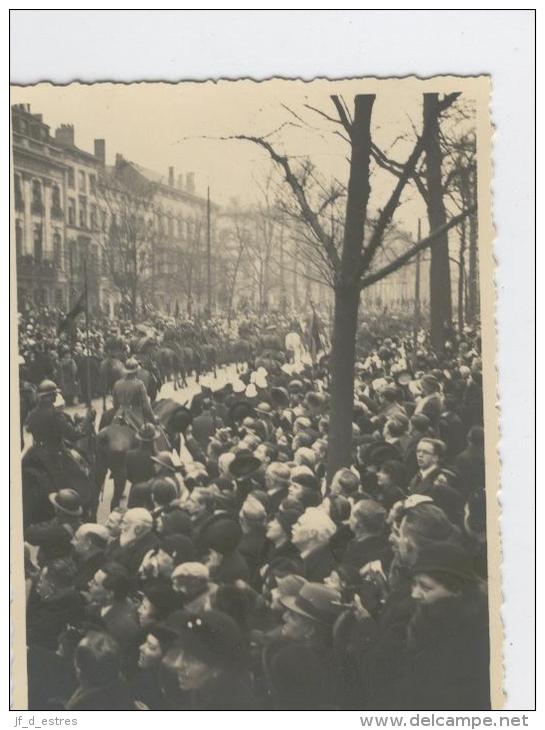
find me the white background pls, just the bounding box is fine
[6,8,537,714]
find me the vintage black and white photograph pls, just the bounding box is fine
[10,76,501,711]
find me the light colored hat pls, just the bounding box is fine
[245,383,258,399]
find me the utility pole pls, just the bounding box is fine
[279,215,286,312]
[414,218,421,349]
[83,257,92,407]
[206,186,212,317]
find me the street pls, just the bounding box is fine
[25,362,243,524]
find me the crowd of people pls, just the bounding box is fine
[20,309,490,711]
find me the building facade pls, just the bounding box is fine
[12,104,69,312]
[12,105,218,320]
[12,104,106,314]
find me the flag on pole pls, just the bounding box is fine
[309,307,323,362]
[58,288,86,335]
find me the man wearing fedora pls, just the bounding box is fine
[112,358,156,432]
[126,423,161,492]
[25,489,84,566]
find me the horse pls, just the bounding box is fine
[200,343,217,379]
[135,366,160,402]
[259,333,284,352]
[22,443,97,526]
[230,338,255,373]
[155,346,182,390]
[94,399,192,513]
[178,346,200,386]
[99,357,125,410]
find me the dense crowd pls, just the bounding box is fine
[17,304,314,407]
[21,314,490,711]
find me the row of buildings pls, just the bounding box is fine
[11,103,427,324]
[11,103,220,319]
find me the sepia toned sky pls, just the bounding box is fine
[11,78,478,239]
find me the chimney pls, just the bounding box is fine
[55,123,75,146]
[168,167,175,186]
[115,153,124,169]
[177,174,184,190]
[186,172,195,195]
[94,138,106,165]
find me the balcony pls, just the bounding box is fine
[16,254,57,278]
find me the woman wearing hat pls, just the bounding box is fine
[270,582,344,707]
[130,624,177,710]
[263,504,303,567]
[413,374,444,432]
[199,517,250,584]
[168,610,255,709]
[393,543,490,710]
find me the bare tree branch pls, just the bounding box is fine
[229,134,341,272]
[360,207,475,290]
[330,95,352,137]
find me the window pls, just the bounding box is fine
[14,174,24,211]
[67,167,75,188]
[68,198,76,226]
[68,243,78,273]
[168,216,174,236]
[31,179,43,214]
[55,289,64,308]
[51,183,62,218]
[90,204,98,229]
[101,249,109,276]
[33,224,43,261]
[78,170,86,192]
[53,232,62,267]
[79,196,87,228]
[89,174,96,195]
[15,221,23,257]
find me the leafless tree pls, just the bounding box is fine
[94,168,157,323]
[228,92,474,480]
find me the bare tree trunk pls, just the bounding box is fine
[279,222,286,312]
[424,93,452,353]
[467,170,479,321]
[292,245,299,309]
[326,94,374,483]
[458,219,467,332]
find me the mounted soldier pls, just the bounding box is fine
[23,380,94,524]
[111,358,158,434]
